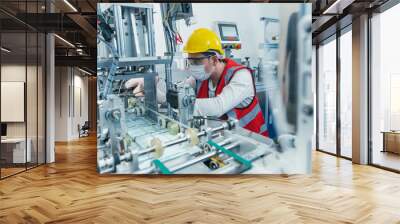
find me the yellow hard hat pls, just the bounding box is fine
[183,28,224,56]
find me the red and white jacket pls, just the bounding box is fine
[196,58,268,137]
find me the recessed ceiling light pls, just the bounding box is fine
[322,0,351,15]
[1,47,11,53]
[63,0,78,12]
[78,67,94,76]
[54,34,75,48]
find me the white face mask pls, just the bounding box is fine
[189,65,211,81]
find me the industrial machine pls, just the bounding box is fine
[96,3,313,174]
[214,21,242,59]
[255,17,281,139]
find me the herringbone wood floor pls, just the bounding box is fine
[1,136,400,224]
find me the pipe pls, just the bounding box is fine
[138,136,189,156]
[138,125,227,156]
[169,151,218,173]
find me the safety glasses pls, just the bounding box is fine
[185,56,212,66]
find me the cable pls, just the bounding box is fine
[163,22,175,66]
[118,80,125,94]
[162,4,180,66]
[191,116,225,122]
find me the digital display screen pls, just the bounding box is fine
[219,24,239,41]
[221,26,237,38]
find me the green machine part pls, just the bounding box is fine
[207,140,252,171]
[152,140,252,174]
[153,159,172,174]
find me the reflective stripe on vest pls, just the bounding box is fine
[224,66,242,84]
[226,104,263,128]
[260,123,268,133]
[196,80,201,95]
[226,110,237,120]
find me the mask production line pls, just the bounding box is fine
[96,3,313,174]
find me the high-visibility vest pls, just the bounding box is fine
[196,58,268,137]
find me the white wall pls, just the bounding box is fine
[1,63,46,163]
[152,3,281,68]
[55,67,68,141]
[1,65,26,142]
[152,3,167,58]
[1,65,35,138]
[54,67,89,141]
[72,74,89,138]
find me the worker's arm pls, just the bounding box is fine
[193,69,255,117]
[156,75,196,103]
[125,75,196,104]
[125,77,166,103]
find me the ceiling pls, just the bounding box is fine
[0,0,97,74]
[0,0,396,74]
[311,0,390,44]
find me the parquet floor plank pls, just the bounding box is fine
[0,136,399,223]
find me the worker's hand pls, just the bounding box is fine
[125,78,144,96]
